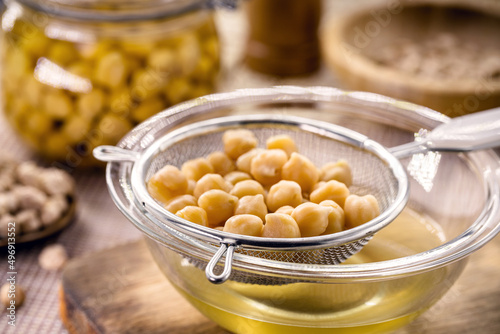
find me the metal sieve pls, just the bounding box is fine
[94,88,500,285]
[95,114,409,284]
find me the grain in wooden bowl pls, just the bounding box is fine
[321,0,500,117]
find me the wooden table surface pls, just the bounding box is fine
[58,237,500,334]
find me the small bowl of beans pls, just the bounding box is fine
[322,0,500,117]
[97,86,500,333]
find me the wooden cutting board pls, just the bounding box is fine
[59,239,228,334]
[59,237,500,334]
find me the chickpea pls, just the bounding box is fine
[98,113,133,144]
[19,25,49,58]
[79,40,110,60]
[38,244,68,271]
[236,148,264,174]
[121,39,156,58]
[41,196,67,226]
[43,91,72,119]
[223,129,258,160]
[223,214,263,237]
[94,50,128,89]
[319,200,345,234]
[193,173,232,198]
[234,194,268,221]
[25,76,43,107]
[164,194,197,213]
[177,33,201,75]
[3,59,25,96]
[186,179,196,195]
[250,149,288,186]
[129,69,159,101]
[312,181,326,192]
[266,134,297,157]
[62,115,91,144]
[176,206,209,227]
[0,216,17,237]
[181,158,214,181]
[18,209,41,233]
[130,68,167,101]
[147,47,176,74]
[262,213,301,238]
[131,95,164,123]
[224,171,252,185]
[14,186,47,210]
[164,77,191,105]
[207,151,235,176]
[44,133,69,159]
[147,165,188,204]
[275,205,294,215]
[310,180,350,207]
[281,152,319,193]
[203,36,219,62]
[41,166,75,195]
[320,160,353,187]
[229,179,266,198]
[344,194,380,229]
[25,112,51,138]
[198,189,238,227]
[266,180,302,212]
[109,87,133,116]
[68,61,93,79]
[291,202,329,237]
[188,84,213,100]
[48,41,78,66]
[77,89,105,121]
[192,56,216,83]
[1,283,25,308]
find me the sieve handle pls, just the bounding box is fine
[390,107,500,159]
[205,242,236,284]
[93,146,140,162]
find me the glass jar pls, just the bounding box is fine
[0,0,221,167]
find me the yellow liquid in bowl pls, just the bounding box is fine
[159,208,467,334]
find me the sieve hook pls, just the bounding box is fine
[205,242,236,284]
[93,145,140,162]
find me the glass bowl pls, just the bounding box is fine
[100,86,500,334]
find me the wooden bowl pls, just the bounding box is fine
[321,0,500,117]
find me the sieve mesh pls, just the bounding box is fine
[137,119,403,273]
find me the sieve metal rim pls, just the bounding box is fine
[127,114,409,252]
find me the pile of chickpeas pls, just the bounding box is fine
[147,129,380,238]
[1,8,219,166]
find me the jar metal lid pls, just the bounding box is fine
[12,0,238,21]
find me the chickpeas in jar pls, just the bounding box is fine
[0,0,221,167]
